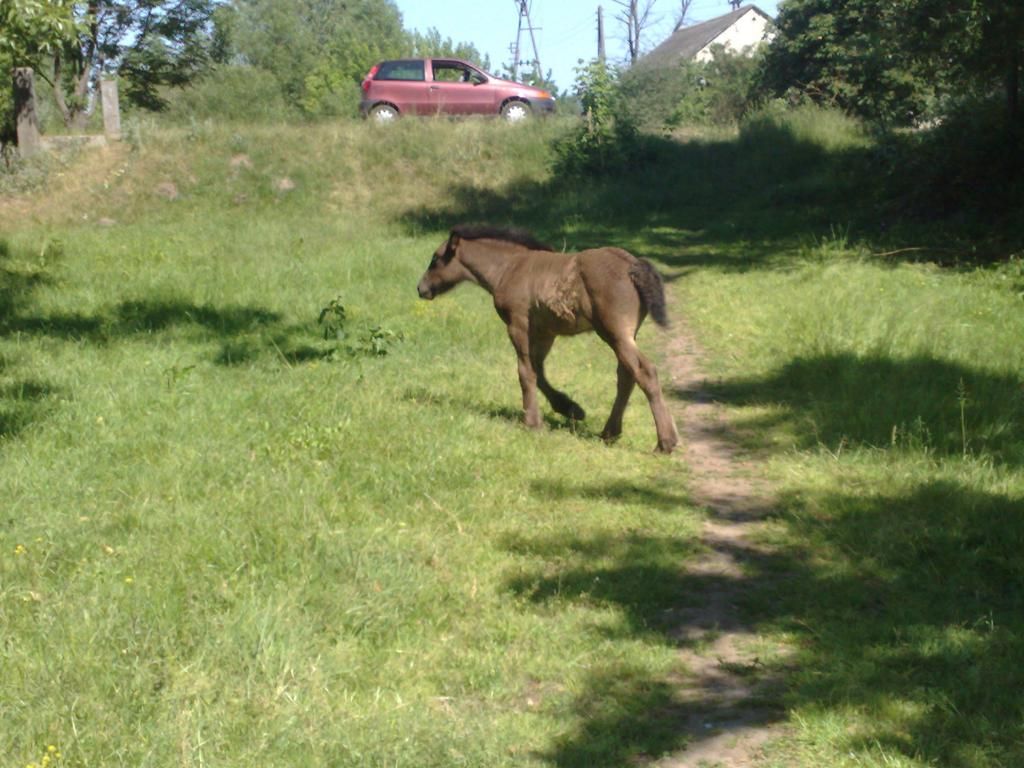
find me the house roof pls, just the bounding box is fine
[637,4,773,69]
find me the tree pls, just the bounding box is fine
[0,0,78,65]
[2,1,77,140]
[225,0,406,116]
[614,0,658,66]
[408,27,490,71]
[756,0,933,125]
[757,0,1023,130]
[672,0,693,33]
[10,2,217,128]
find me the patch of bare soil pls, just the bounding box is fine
[655,320,791,767]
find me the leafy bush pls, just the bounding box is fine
[554,59,645,175]
[619,46,763,131]
[161,65,295,123]
[869,96,1024,224]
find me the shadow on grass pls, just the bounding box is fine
[688,352,1024,466]
[530,477,691,513]
[399,124,1020,273]
[753,479,1024,766]
[0,378,59,440]
[0,240,374,438]
[1,290,340,368]
[502,517,786,766]
[401,385,606,441]
[507,473,1024,766]
[1,242,62,439]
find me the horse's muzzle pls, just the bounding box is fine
[417,280,434,300]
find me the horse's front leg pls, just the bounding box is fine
[505,320,543,429]
[531,331,586,421]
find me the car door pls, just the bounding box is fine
[427,60,497,116]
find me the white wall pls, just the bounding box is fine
[694,9,774,62]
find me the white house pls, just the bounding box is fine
[639,4,774,68]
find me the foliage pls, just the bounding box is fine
[864,96,1024,221]
[0,0,78,64]
[160,64,292,123]
[757,0,1024,130]
[0,0,78,141]
[408,27,490,71]
[619,45,762,130]
[554,59,642,175]
[223,0,405,117]
[25,1,221,128]
[316,296,401,357]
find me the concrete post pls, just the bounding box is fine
[100,78,121,140]
[13,67,41,156]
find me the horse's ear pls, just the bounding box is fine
[444,233,461,262]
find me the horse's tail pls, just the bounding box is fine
[629,258,670,327]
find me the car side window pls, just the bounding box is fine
[376,61,425,81]
[432,61,486,84]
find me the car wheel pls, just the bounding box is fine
[369,104,399,123]
[501,101,531,123]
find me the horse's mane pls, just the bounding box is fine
[451,224,555,252]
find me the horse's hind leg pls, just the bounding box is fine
[603,333,679,453]
[531,331,586,421]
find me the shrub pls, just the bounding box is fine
[871,96,1024,225]
[160,65,295,123]
[554,59,644,176]
[619,45,763,131]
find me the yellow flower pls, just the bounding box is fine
[14,544,26,556]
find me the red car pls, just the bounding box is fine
[360,58,556,122]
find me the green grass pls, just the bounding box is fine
[673,204,1024,767]
[2,111,1023,767]
[1,120,700,768]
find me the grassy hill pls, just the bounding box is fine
[2,114,1022,767]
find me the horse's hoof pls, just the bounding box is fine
[655,439,677,454]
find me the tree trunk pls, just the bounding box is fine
[13,68,42,156]
[51,50,96,131]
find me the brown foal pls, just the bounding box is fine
[417,225,679,453]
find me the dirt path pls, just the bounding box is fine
[655,321,789,767]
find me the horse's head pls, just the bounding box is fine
[417,232,468,300]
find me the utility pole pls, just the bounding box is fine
[509,0,543,83]
[597,5,606,62]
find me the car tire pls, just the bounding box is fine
[369,104,399,123]
[500,100,531,123]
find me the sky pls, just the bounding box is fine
[394,0,781,92]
